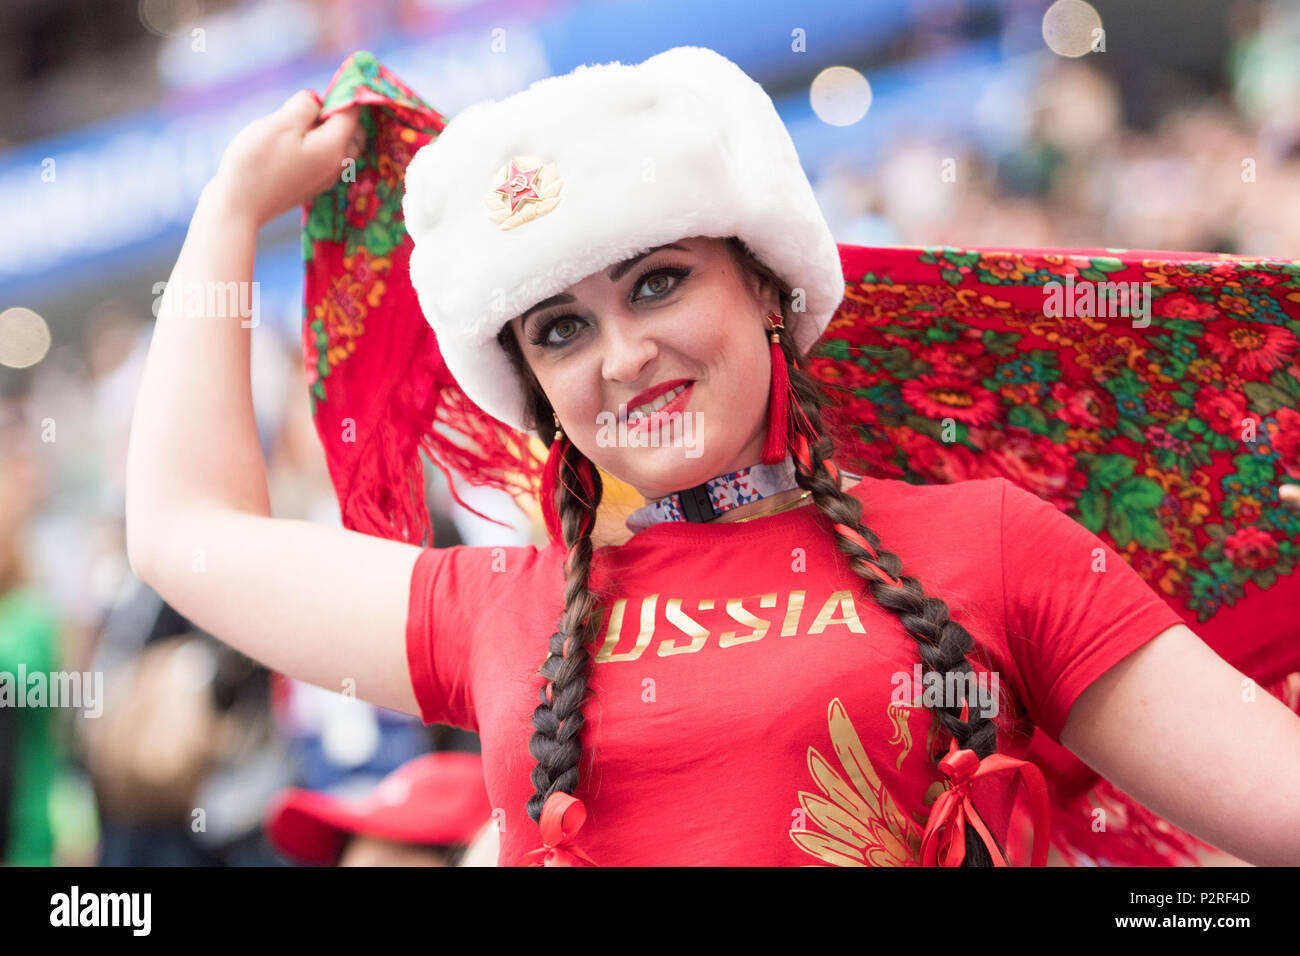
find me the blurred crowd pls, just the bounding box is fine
[2,0,1299,867]
[824,6,1300,258]
[1,311,529,864]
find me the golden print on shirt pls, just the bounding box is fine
[890,685,944,826]
[886,696,913,772]
[790,697,924,867]
[593,590,866,663]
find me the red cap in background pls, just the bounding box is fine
[265,752,490,866]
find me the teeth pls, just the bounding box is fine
[628,384,686,422]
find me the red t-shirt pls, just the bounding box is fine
[406,475,1184,866]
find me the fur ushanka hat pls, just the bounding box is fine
[401,45,845,434]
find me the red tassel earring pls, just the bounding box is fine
[761,311,793,464]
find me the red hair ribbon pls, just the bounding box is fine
[540,436,596,546]
[539,436,566,543]
[790,432,812,474]
[832,522,904,588]
[518,791,599,867]
[919,702,1051,866]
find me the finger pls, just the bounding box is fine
[280,88,322,129]
[305,105,363,164]
[1281,484,1300,507]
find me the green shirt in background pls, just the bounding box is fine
[0,587,62,865]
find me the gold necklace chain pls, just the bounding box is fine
[723,489,813,524]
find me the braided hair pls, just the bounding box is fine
[496,237,1003,866]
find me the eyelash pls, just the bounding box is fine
[526,263,691,349]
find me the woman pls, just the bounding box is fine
[126,47,1300,867]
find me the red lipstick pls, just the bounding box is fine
[620,378,694,424]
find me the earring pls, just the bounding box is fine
[761,311,790,464]
[761,310,818,464]
[553,411,563,441]
[765,310,783,342]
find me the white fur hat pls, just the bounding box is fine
[402,45,844,435]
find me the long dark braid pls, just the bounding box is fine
[496,327,610,825]
[493,321,606,822]
[778,322,1001,867]
[497,239,1004,865]
[729,236,1003,865]
[523,433,605,822]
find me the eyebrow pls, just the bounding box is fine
[518,243,689,329]
[608,242,687,282]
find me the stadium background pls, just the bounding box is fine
[0,0,1296,865]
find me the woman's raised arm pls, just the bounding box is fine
[125,91,424,716]
[1060,622,1300,865]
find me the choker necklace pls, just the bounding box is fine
[726,490,813,524]
[625,455,808,532]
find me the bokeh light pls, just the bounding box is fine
[1042,0,1103,58]
[810,66,872,127]
[0,306,52,369]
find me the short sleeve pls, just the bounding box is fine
[998,478,1185,744]
[405,546,479,730]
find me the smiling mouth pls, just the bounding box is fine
[624,382,693,427]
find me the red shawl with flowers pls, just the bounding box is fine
[302,51,1300,866]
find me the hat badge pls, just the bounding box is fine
[484,155,563,230]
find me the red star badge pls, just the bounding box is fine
[493,160,543,213]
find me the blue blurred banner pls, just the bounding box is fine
[0,0,1004,311]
